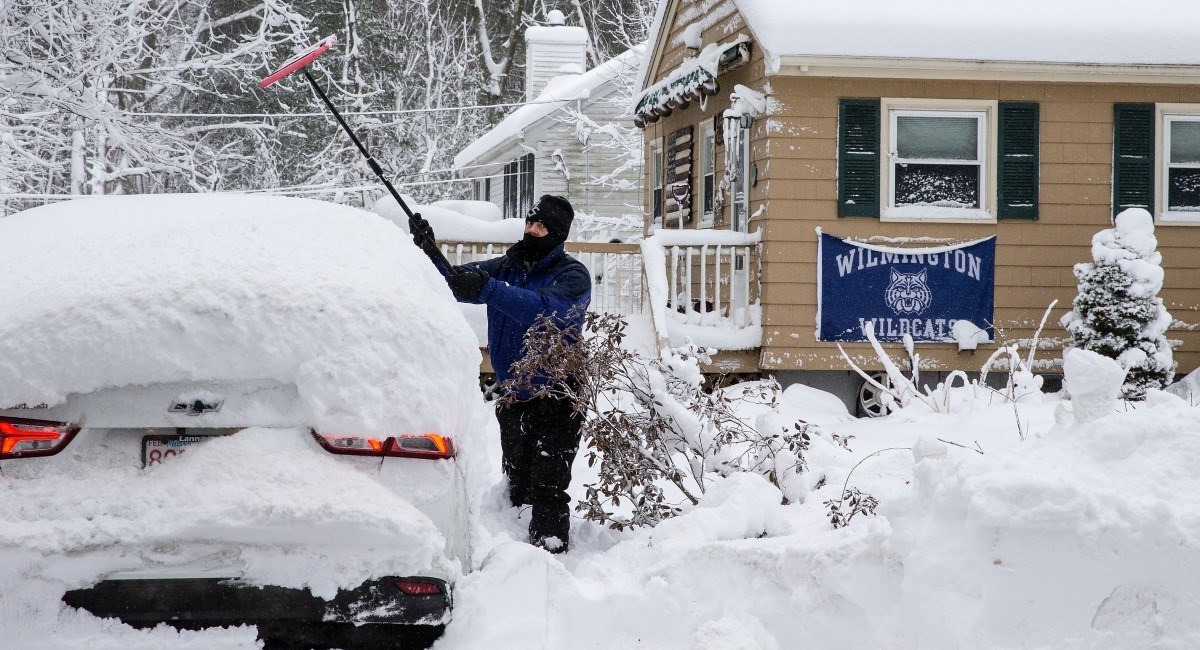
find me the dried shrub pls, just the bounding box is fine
[501,309,810,530]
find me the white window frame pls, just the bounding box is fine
[881,98,997,223]
[1157,104,1200,225]
[700,124,716,228]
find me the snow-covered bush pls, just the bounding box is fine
[501,311,809,529]
[1060,208,1175,399]
[839,304,1057,416]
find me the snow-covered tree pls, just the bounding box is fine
[0,0,311,212]
[472,0,659,97]
[2,0,660,212]
[1061,208,1175,400]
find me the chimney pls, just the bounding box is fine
[524,9,588,102]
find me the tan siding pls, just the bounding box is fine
[640,2,1200,376]
[753,77,1200,374]
[640,11,764,228]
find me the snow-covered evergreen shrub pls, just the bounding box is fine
[1060,208,1174,399]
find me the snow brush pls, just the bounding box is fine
[260,35,454,273]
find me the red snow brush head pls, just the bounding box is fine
[259,35,337,89]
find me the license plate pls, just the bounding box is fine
[141,433,219,467]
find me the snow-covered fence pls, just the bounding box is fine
[640,229,762,352]
[439,241,646,316]
[663,242,757,328]
[440,233,763,355]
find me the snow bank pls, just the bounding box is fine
[1168,367,1200,405]
[442,359,1200,649]
[776,382,853,425]
[887,400,1200,647]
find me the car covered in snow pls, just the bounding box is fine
[0,194,489,648]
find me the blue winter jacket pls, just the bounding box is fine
[447,243,591,398]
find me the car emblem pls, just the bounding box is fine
[169,398,223,416]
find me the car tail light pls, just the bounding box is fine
[0,417,80,459]
[311,431,455,459]
[395,580,442,596]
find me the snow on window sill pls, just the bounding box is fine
[882,206,995,223]
[1157,211,1200,225]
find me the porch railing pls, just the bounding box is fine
[440,232,761,356]
[439,241,646,317]
[641,230,762,353]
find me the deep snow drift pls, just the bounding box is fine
[439,367,1200,649]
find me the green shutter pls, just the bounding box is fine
[1112,103,1155,217]
[997,103,1039,220]
[838,99,880,217]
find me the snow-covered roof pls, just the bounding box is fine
[454,46,643,170]
[0,194,484,437]
[376,195,523,243]
[633,36,750,127]
[731,0,1200,67]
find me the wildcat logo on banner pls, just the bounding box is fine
[817,232,996,342]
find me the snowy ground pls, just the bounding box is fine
[441,382,1200,649]
[4,368,1199,648]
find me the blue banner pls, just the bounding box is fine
[817,233,995,343]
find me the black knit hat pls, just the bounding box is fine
[527,194,574,241]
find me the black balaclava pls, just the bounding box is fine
[515,194,574,264]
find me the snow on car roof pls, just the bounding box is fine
[0,193,482,438]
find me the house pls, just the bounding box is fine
[454,10,644,241]
[633,0,1200,412]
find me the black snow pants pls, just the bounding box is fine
[495,395,583,552]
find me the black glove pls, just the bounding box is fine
[410,213,441,262]
[447,265,490,302]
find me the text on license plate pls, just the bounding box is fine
[142,434,213,467]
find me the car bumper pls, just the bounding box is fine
[64,576,450,646]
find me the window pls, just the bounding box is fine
[503,160,518,219]
[519,152,535,216]
[880,99,997,222]
[892,111,983,208]
[651,139,663,224]
[839,99,1035,221]
[1161,111,1200,222]
[502,154,536,219]
[700,125,715,227]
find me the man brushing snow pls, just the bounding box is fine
[411,195,590,553]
